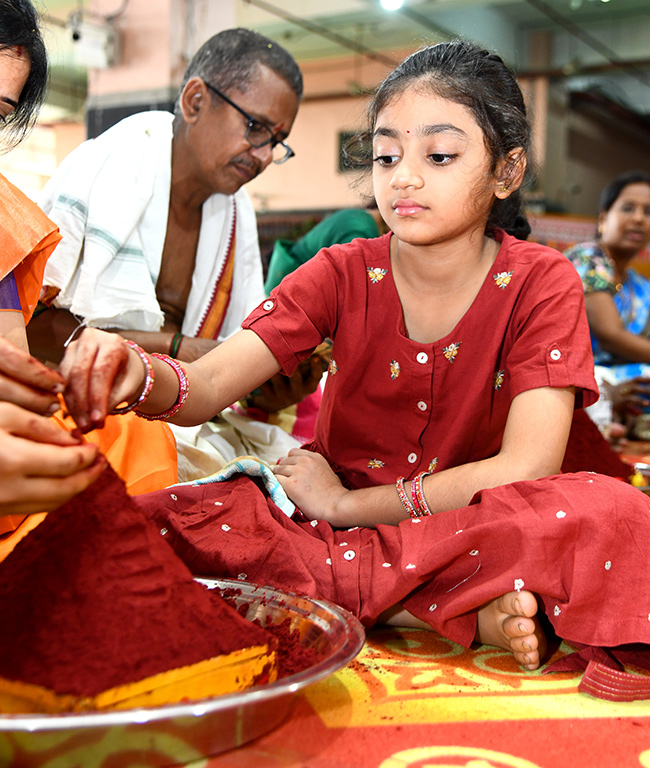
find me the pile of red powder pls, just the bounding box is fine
[0,466,275,698]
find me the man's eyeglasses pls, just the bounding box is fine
[203,80,295,165]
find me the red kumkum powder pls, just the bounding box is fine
[0,466,275,697]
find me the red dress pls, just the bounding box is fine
[135,471,650,657]
[243,230,598,489]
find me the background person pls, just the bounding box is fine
[565,170,650,437]
[27,27,323,481]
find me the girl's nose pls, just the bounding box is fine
[391,158,423,190]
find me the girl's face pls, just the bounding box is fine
[372,86,507,248]
[599,182,650,259]
[0,47,30,123]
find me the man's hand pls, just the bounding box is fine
[247,354,325,414]
[0,402,106,516]
[174,336,219,363]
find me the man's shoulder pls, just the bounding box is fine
[93,111,174,145]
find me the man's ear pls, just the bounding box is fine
[179,77,206,124]
[494,148,527,200]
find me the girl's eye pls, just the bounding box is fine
[373,155,400,167]
[428,153,456,165]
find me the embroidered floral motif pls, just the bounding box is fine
[390,359,401,379]
[493,370,505,390]
[368,459,385,469]
[443,342,461,363]
[328,358,338,376]
[428,457,439,472]
[367,267,388,284]
[493,271,513,289]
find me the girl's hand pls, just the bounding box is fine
[60,328,145,432]
[0,402,107,516]
[0,337,65,415]
[273,448,349,525]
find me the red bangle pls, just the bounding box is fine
[396,476,419,518]
[135,353,189,421]
[411,472,433,516]
[110,340,154,415]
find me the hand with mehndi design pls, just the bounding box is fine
[0,337,65,415]
[0,401,106,515]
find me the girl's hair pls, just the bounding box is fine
[0,0,47,150]
[355,39,532,240]
[598,170,650,213]
[175,27,303,117]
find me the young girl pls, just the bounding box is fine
[62,41,602,671]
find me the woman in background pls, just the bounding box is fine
[565,170,650,437]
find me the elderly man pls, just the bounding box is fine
[28,28,321,484]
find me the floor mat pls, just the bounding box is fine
[205,627,650,768]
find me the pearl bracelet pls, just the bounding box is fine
[111,340,154,415]
[135,353,189,421]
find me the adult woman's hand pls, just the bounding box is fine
[60,328,145,433]
[0,402,106,515]
[0,336,64,415]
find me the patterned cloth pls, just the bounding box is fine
[565,240,650,382]
[244,230,598,489]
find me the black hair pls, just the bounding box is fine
[175,28,302,116]
[351,39,532,240]
[599,170,650,213]
[0,0,47,150]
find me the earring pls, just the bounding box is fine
[500,184,509,193]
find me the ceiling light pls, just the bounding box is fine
[380,0,404,10]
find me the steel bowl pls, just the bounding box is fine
[0,578,365,767]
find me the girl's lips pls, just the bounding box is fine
[393,200,426,215]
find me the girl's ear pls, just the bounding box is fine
[494,148,527,199]
[179,77,206,124]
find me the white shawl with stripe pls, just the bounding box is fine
[39,111,264,340]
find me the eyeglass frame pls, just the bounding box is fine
[202,80,295,165]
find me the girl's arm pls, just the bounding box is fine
[274,386,575,527]
[61,328,282,433]
[585,291,650,363]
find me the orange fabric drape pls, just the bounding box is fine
[0,173,61,323]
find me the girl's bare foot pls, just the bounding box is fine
[475,590,546,670]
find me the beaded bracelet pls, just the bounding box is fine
[111,340,154,415]
[169,331,184,358]
[135,353,189,421]
[395,476,419,519]
[411,471,434,516]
